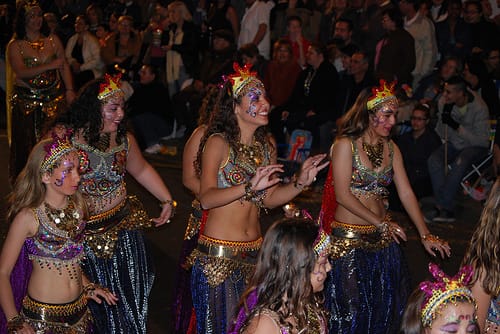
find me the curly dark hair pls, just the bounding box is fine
[194,80,271,176]
[65,77,127,147]
[13,1,50,40]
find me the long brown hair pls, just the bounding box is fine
[336,88,373,139]
[462,177,500,296]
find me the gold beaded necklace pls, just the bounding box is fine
[24,34,45,51]
[362,138,384,169]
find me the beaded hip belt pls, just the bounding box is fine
[330,220,391,259]
[13,84,64,118]
[187,234,262,287]
[85,195,152,258]
[21,293,89,326]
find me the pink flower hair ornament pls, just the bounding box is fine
[419,263,476,328]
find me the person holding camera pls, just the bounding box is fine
[424,75,490,223]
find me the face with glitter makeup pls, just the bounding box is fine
[310,255,332,292]
[370,106,397,137]
[101,96,125,133]
[236,82,270,125]
[45,152,81,196]
[426,302,477,334]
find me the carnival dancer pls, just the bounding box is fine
[229,217,331,334]
[62,74,175,333]
[322,80,451,333]
[462,177,500,333]
[189,62,329,333]
[400,263,478,334]
[6,0,75,184]
[0,133,117,333]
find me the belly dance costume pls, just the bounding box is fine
[324,139,410,334]
[9,36,66,180]
[189,137,270,334]
[74,137,154,334]
[22,199,93,333]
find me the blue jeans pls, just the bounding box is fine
[427,144,488,211]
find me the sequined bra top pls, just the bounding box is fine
[19,36,60,91]
[350,139,394,200]
[217,138,271,189]
[73,137,128,214]
[25,200,86,264]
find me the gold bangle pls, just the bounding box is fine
[159,199,177,208]
[421,233,441,243]
[7,314,24,331]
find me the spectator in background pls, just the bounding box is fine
[425,76,490,223]
[238,0,274,59]
[237,42,268,79]
[463,54,500,118]
[359,0,396,62]
[391,104,441,210]
[434,0,472,61]
[128,64,173,154]
[413,55,462,110]
[374,8,416,86]
[281,42,339,152]
[43,12,71,46]
[205,0,240,47]
[399,0,438,89]
[463,0,500,55]
[319,0,349,44]
[429,0,449,23]
[95,23,111,47]
[65,15,105,91]
[283,15,311,68]
[265,38,303,145]
[86,3,104,36]
[101,15,143,81]
[116,0,143,30]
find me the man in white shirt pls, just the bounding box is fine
[238,0,274,59]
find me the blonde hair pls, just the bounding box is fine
[168,1,192,22]
[7,138,87,224]
[462,178,500,296]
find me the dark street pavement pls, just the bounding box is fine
[0,128,486,333]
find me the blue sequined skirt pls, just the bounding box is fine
[325,221,410,334]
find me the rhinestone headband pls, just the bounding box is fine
[225,62,264,100]
[98,73,124,101]
[367,79,398,112]
[420,263,475,327]
[41,130,76,172]
[313,227,331,258]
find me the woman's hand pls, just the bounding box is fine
[381,222,408,244]
[421,234,451,258]
[295,154,329,187]
[7,315,35,334]
[249,164,284,191]
[152,200,175,227]
[85,284,119,305]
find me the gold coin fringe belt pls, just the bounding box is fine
[21,293,93,333]
[85,195,152,258]
[329,220,392,260]
[186,234,262,287]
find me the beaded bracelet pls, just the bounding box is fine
[242,181,257,201]
[7,314,25,331]
[159,199,177,208]
[421,233,442,243]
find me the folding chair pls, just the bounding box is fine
[277,129,313,182]
[460,119,497,201]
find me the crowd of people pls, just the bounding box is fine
[0,0,499,333]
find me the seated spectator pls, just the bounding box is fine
[101,15,143,81]
[391,104,441,211]
[335,49,376,118]
[425,76,490,223]
[463,0,500,55]
[127,64,173,153]
[281,42,339,152]
[413,55,462,109]
[86,3,104,36]
[237,42,268,79]
[374,8,416,87]
[337,43,359,79]
[463,54,500,118]
[65,15,105,91]
[95,23,111,47]
[171,29,236,137]
[283,15,311,68]
[265,38,303,145]
[434,0,472,60]
[400,263,478,334]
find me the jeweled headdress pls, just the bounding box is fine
[367,79,398,112]
[225,62,264,99]
[41,130,76,172]
[419,263,475,327]
[98,73,124,101]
